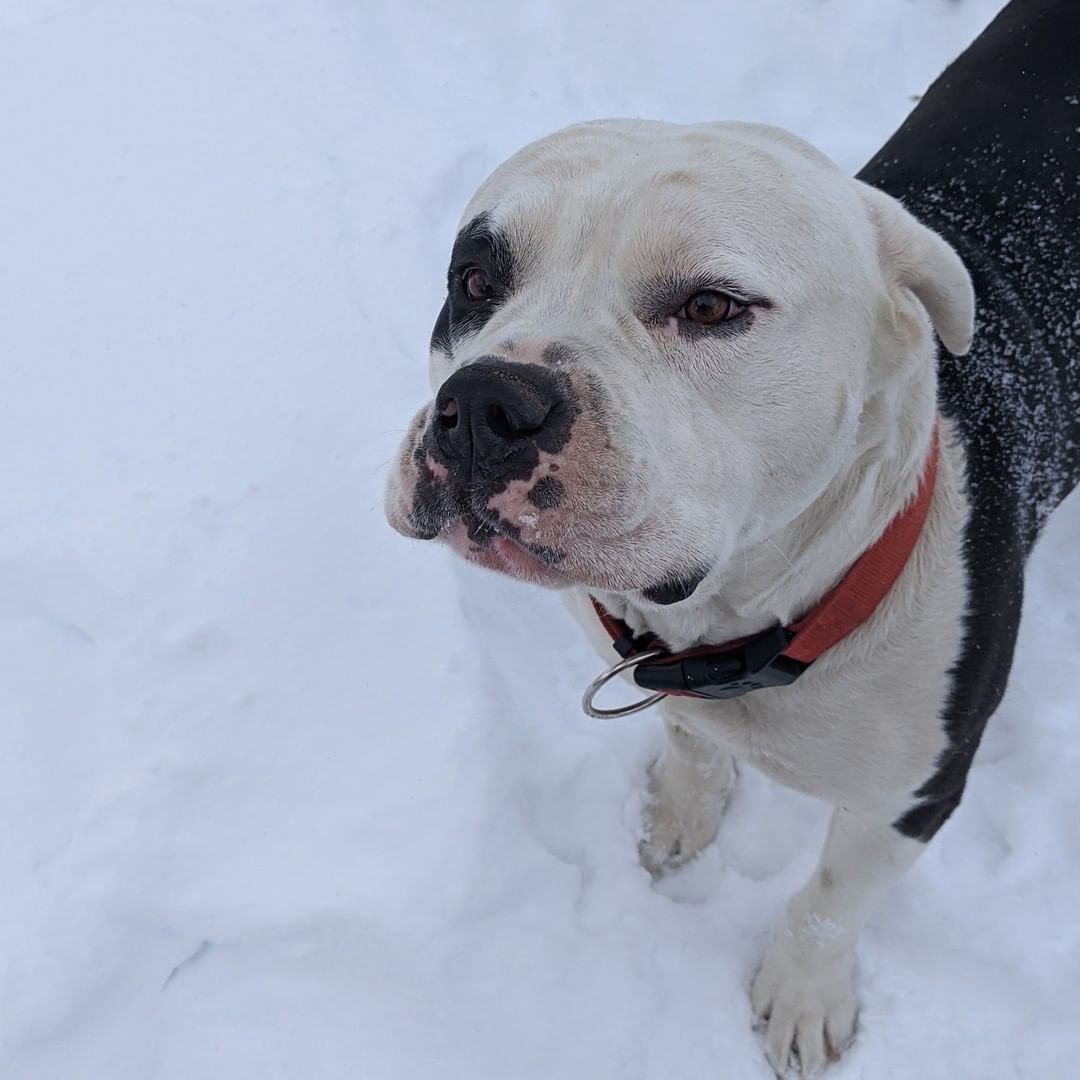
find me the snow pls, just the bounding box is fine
[1,1,1076,1077]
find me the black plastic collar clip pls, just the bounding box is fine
[632,624,808,701]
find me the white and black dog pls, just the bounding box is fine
[386,2,1079,1074]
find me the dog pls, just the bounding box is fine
[385,1,1080,1074]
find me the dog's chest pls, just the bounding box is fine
[658,648,954,816]
[565,444,972,817]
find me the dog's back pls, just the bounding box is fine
[860,0,1080,838]
[862,0,1080,536]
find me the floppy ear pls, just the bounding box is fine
[857,181,975,357]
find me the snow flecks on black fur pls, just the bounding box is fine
[860,0,1080,841]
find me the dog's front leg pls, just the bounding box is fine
[751,806,924,1077]
[639,702,736,876]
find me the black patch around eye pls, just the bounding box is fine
[442,212,519,345]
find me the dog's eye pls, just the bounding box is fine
[680,290,744,325]
[462,267,496,302]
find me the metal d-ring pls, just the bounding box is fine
[581,648,668,719]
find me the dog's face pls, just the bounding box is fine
[385,120,971,601]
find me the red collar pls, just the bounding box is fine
[586,426,940,712]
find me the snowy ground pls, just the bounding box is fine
[2,1,1077,1077]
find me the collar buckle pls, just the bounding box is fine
[632,623,807,701]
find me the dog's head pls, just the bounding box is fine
[385,120,973,602]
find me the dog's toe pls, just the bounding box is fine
[750,936,858,1078]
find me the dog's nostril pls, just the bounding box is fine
[437,399,459,430]
[487,403,545,440]
[487,404,515,440]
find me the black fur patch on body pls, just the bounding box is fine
[859,0,1080,841]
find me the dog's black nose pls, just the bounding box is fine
[434,359,570,475]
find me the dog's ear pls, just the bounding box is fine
[857,182,975,357]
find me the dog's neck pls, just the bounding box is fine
[590,357,940,653]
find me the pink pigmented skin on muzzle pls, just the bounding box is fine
[425,454,449,483]
[484,457,564,537]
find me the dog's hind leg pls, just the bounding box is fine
[750,807,924,1077]
[638,702,736,877]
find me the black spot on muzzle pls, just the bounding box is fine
[528,476,564,509]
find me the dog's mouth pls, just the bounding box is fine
[395,440,709,600]
[443,511,568,587]
[435,509,711,604]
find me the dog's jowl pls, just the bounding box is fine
[385,1,1080,1074]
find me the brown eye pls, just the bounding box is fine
[462,267,495,302]
[681,290,743,325]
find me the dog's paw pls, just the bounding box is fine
[750,936,857,1078]
[637,755,733,877]
[638,799,719,876]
